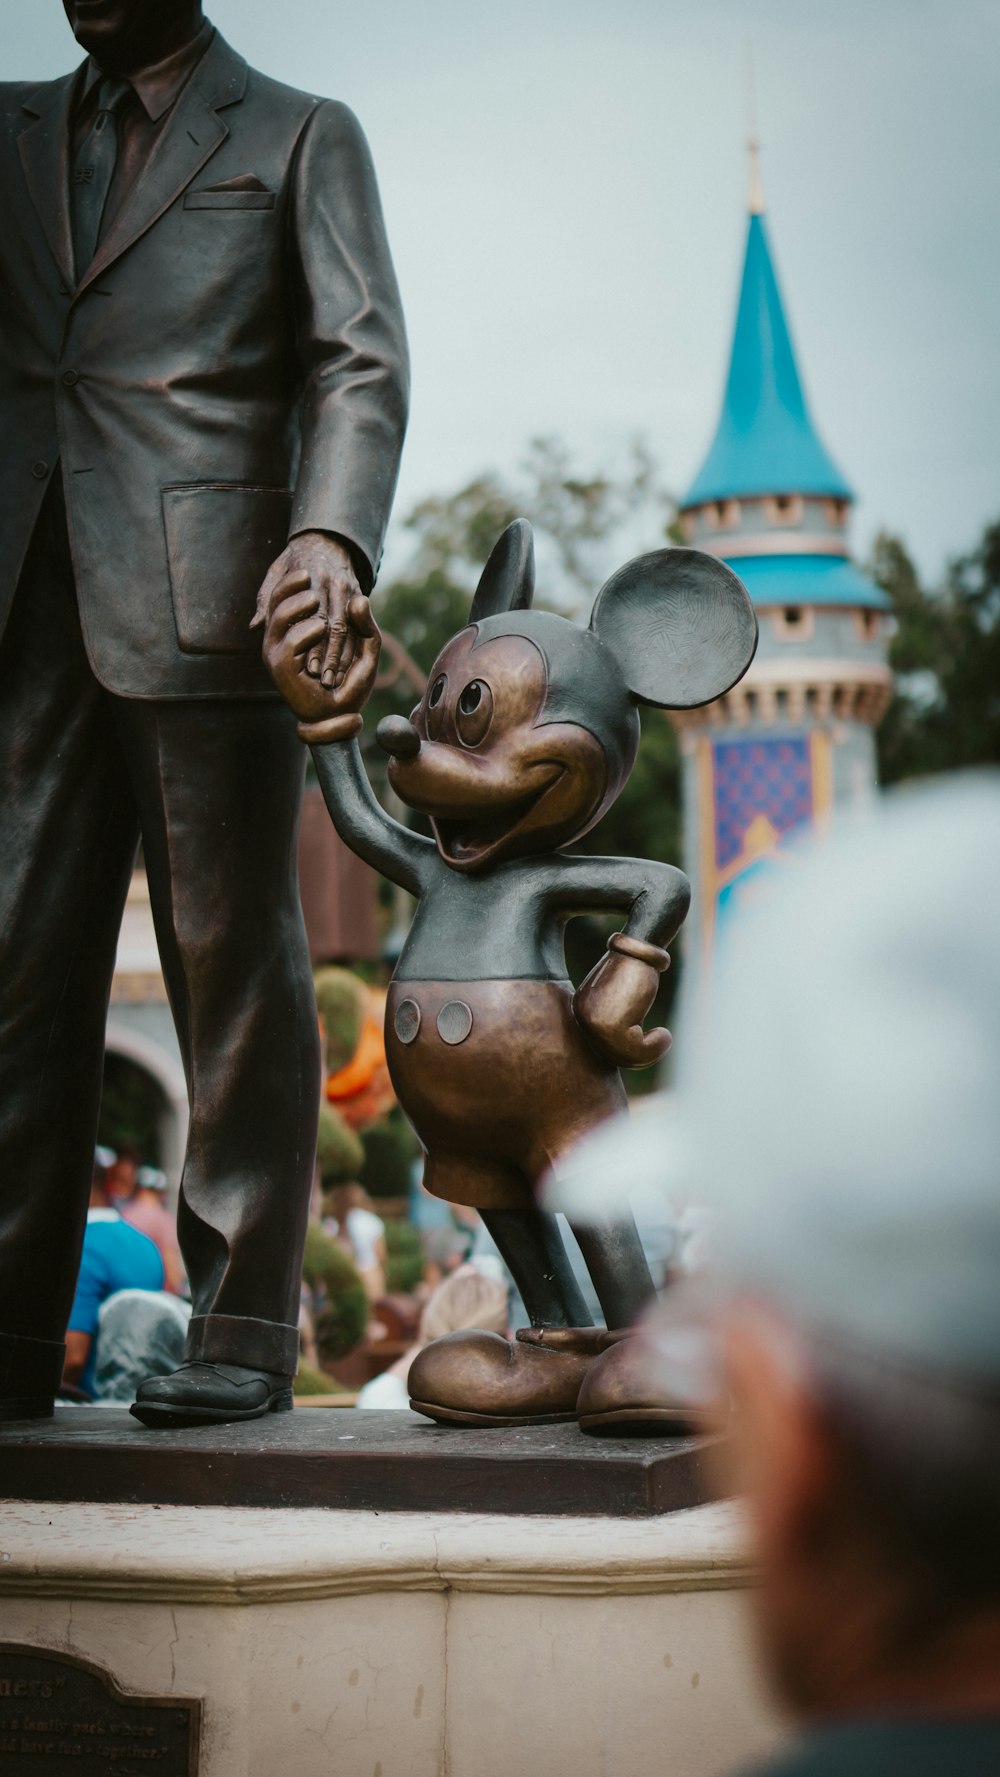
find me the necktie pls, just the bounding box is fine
[71,75,133,277]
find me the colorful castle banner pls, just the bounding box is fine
[696,731,832,953]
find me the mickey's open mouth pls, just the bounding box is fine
[429,770,565,871]
[433,791,542,866]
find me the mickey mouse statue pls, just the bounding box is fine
[262,521,756,1431]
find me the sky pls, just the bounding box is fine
[7,0,999,587]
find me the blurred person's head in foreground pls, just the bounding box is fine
[636,775,1000,1754]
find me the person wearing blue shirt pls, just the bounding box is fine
[65,1149,164,1397]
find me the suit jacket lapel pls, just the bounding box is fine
[17,70,80,289]
[78,31,248,293]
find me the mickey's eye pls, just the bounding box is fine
[428,675,446,708]
[455,679,493,747]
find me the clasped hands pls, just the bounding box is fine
[252,530,381,741]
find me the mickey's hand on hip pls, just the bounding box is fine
[572,936,672,1069]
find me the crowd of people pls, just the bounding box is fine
[61,1140,590,1407]
[62,1146,186,1403]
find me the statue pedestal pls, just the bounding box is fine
[0,1411,784,1776]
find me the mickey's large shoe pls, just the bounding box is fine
[576,1329,723,1436]
[130,1361,294,1428]
[408,1325,610,1428]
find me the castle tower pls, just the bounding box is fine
[675,157,892,959]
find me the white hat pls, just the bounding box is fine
[136,1165,169,1193]
[555,772,1000,1383]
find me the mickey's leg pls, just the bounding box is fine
[422,1148,592,1325]
[410,1152,598,1427]
[480,1208,593,1329]
[569,1212,656,1329]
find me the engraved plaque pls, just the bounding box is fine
[0,1645,200,1774]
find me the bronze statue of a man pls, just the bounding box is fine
[0,0,409,1424]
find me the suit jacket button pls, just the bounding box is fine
[31,461,49,480]
[61,368,79,387]
[58,280,72,296]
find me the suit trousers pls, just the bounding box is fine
[0,477,321,1397]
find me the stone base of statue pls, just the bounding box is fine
[0,1410,783,1776]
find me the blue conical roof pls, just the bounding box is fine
[683,212,852,507]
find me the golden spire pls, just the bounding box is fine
[746,44,765,214]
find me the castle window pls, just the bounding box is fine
[772,605,815,642]
[825,498,849,526]
[705,499,741,531]
[853,609,880,642]
[765,493,803,526]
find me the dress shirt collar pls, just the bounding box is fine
[79,16,215,122]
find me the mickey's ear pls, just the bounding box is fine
[470,519,535,622]
[589,548,757,709]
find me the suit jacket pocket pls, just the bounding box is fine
[163,483,291,656]
[183,189,276,210]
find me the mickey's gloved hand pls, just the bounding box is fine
[573,934,672,1069]
[257,581,382,744]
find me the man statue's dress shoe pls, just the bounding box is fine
[130,1361,294,1428]
[0,1395,55,1424]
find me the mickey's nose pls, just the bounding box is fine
[376,715,421,760]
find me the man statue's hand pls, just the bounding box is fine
[253,531,362,689]
[260,576,382,740]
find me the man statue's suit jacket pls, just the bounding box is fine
[0,27,410,699]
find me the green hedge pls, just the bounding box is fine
[385,1218,424,1294]
[360,1114,420,1199]
[314,966,365,1073]
[315,1101,364,1185]
[302,1222,369,1362]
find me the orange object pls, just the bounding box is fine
[327,1012,383,1099]
[325,991,396,1131]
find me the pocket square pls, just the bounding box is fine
[184,183,276,211]
[201,173,270,193]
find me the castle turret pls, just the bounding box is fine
[675,158,892,958]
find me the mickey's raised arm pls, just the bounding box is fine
[261,583,433,895]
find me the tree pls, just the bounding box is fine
[871,518,1000,785]
[391,433,674,614]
